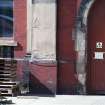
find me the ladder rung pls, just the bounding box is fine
[1,93,12,96]
[0,78,12,81]
[0,74,11,76]
[0,82,16,85]
[0,84,16,87]
[0,88,12,91]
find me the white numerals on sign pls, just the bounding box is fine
[96,42,103,48]
[94,52,104,59]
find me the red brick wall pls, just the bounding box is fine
[29,63,57,95]
[14,0,27,58]
[14,0,27,81]
[13,0,82,95]
[77,0,82,11]
[13,0,57,95]
[57,0,79,94]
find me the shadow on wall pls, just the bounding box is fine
[29,73,55,96]
[57,84,82,95]
[14,43,23,51]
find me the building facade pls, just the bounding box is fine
[1,0,105,96]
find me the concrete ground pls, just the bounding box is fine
[5,95,105,105]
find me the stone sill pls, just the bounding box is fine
[0,38,17,46]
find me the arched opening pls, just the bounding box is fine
[87,0,105,94]
[76,0,105,94]
[75,0,96,94]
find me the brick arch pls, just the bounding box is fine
[75,0,96,94]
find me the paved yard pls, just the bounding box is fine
[5,95,105,105]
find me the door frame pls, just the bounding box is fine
[74,0,96,94]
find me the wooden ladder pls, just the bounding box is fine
[0,60,18,96]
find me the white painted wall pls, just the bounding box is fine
[27,0,56,60]
[27,0,32,53]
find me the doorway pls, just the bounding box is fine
[86,0,105,94]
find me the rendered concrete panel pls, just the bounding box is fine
[32,0,56,3]
[26,0,57,95]
[27,0,56,60]
[27,0,32,53]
